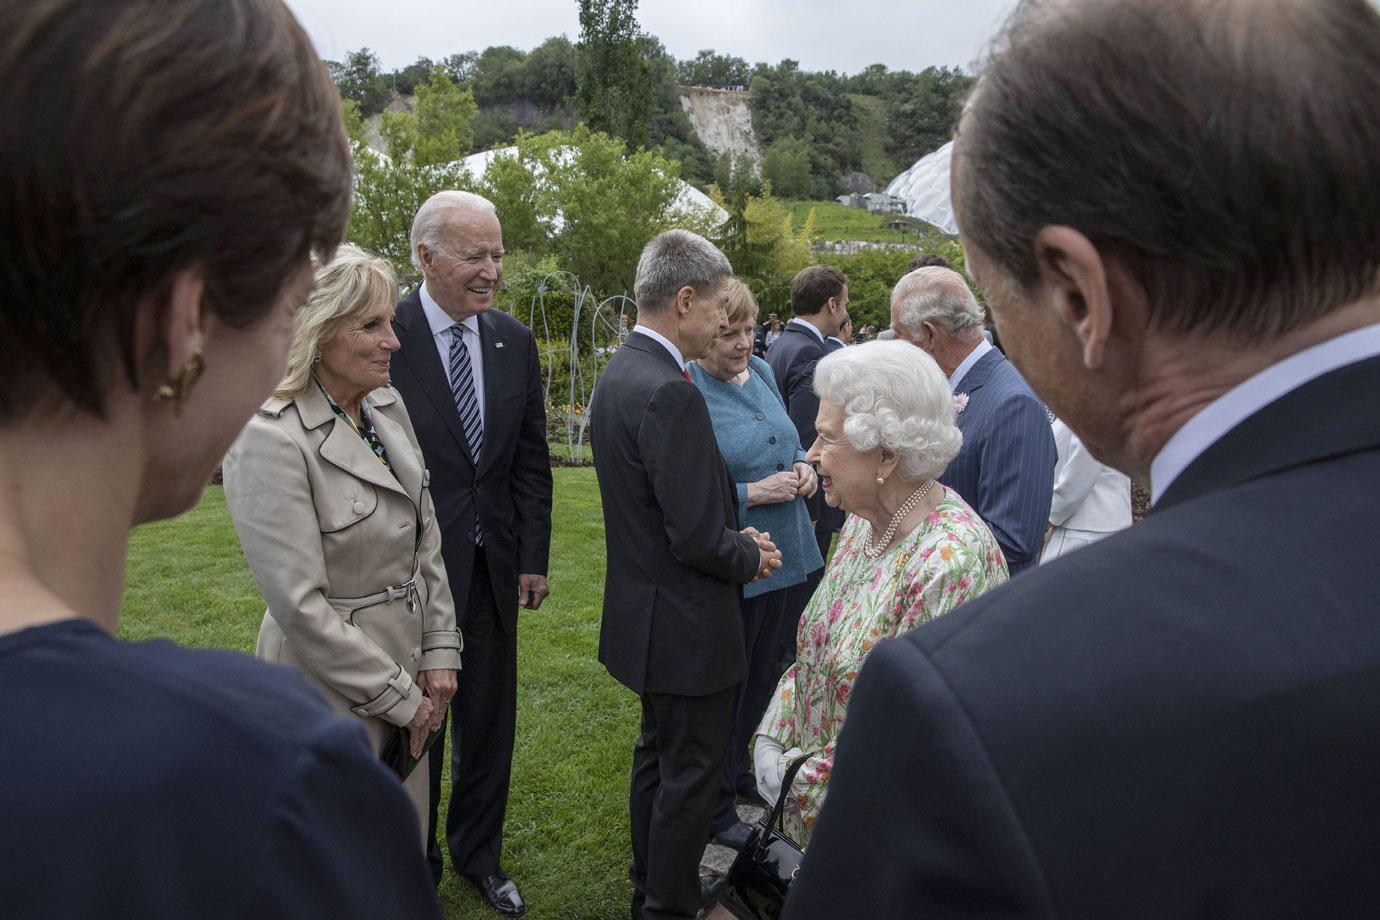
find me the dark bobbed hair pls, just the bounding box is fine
[790,265,848,317]
[0,0,352,419]
[954,0,1380,343]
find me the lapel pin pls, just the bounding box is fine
[494,341,505,349]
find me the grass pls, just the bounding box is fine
[120,468,639,920]
[782,197,920,244]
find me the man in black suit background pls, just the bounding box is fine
[391,190,553,916]
[785,1,1380,917]
[591,229,781,920]
[765,267,847,653]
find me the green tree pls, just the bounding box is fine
[678,50,751,88]
[475,125,697,296]
[329,48,390,116]
[341,94,475,276]
[576,0,654,148]
[760,136,814,199]
[379,67,477,167]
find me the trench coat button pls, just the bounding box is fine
[768,436,777,444]
[776,462,785,471]
[352,499,365,514]
[412,646,422,661]
[755,412,765,421]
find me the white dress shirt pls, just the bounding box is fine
[1150,322,1380,503]
[949,337,993,392]
[419,282,486,428]
[631,324,687,371]
[787,316,826,345]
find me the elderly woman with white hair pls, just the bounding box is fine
[753,340,1007,842]
[224,245,462,847]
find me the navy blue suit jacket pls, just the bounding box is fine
[939,348,1055,574]
[390,291,553,634]
[767,322,829,522]
[1,620,439,920]
[785,353,1380,919]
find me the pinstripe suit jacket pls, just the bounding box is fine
[938,348,1055,575]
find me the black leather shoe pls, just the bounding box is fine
[712,820,754,851]
[699,872,726,907]
[468,872,526,917]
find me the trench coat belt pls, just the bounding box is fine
[327,558,421,615]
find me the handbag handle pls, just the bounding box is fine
[769,751,814,833]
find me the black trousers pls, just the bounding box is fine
[712,588,791,832]
[630,685,736,920]
[427,548,517,883]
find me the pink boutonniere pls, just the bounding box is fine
[953,392,970,415]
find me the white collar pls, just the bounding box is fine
[632,324,686,371]
[419,282,480,337]
[1150,322,1380,503]
[788,316,826,344]
[949,337,993,391]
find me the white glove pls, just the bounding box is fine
[754,735,786,803]
[755,739,806,804]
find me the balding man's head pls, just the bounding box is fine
[954,0,1380,343]
[890,267,985,345]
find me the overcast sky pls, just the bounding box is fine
[283,0,1019,76]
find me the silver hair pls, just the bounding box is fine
[409,190,498,270]
[633,229,732,315]
[891,266,986,340]
[814,340,963,481]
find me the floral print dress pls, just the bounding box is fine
[756,487,1008,841]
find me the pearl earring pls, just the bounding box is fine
[876,476,885,485]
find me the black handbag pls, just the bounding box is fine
[719,753,812,920]
[378,724,441,782]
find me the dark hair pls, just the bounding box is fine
[954,0,1380,342]
[907,254,954,273]
[789,266,848,316]
[0,0,351,419]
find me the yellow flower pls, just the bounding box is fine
[940,545,954,561]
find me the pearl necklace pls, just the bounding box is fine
[863,480,935,559]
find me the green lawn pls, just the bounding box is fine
[120,467,637,919]
[782,197,919,244]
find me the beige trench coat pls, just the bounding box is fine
[223,383,462,846]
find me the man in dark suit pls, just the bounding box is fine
[391,191,553,916]
[766,266,847,629]
[785,1,1380,917]
[891,266,1055,574]
[592,229,781,920]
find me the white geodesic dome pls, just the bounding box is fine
[884,140,958,236]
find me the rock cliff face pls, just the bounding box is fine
[679,87,760,168]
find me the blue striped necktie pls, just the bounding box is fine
[447,323,484,544]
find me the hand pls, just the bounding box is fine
[518,573,550,610]
[406,696,437,759]
[743,528,782,582]
[793,461,818,499]
[417,668,456,733]
[746,471,799,507]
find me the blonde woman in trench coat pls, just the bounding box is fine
[224,246,462,847]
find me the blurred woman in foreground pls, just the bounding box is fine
[0,1,440,916]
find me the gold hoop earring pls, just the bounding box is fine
[155,347,205,417]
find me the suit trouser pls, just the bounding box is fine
[630,685,736,920]
[713,588,790,831]
[427,548,517,883]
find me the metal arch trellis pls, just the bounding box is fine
[526,271,635,464]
